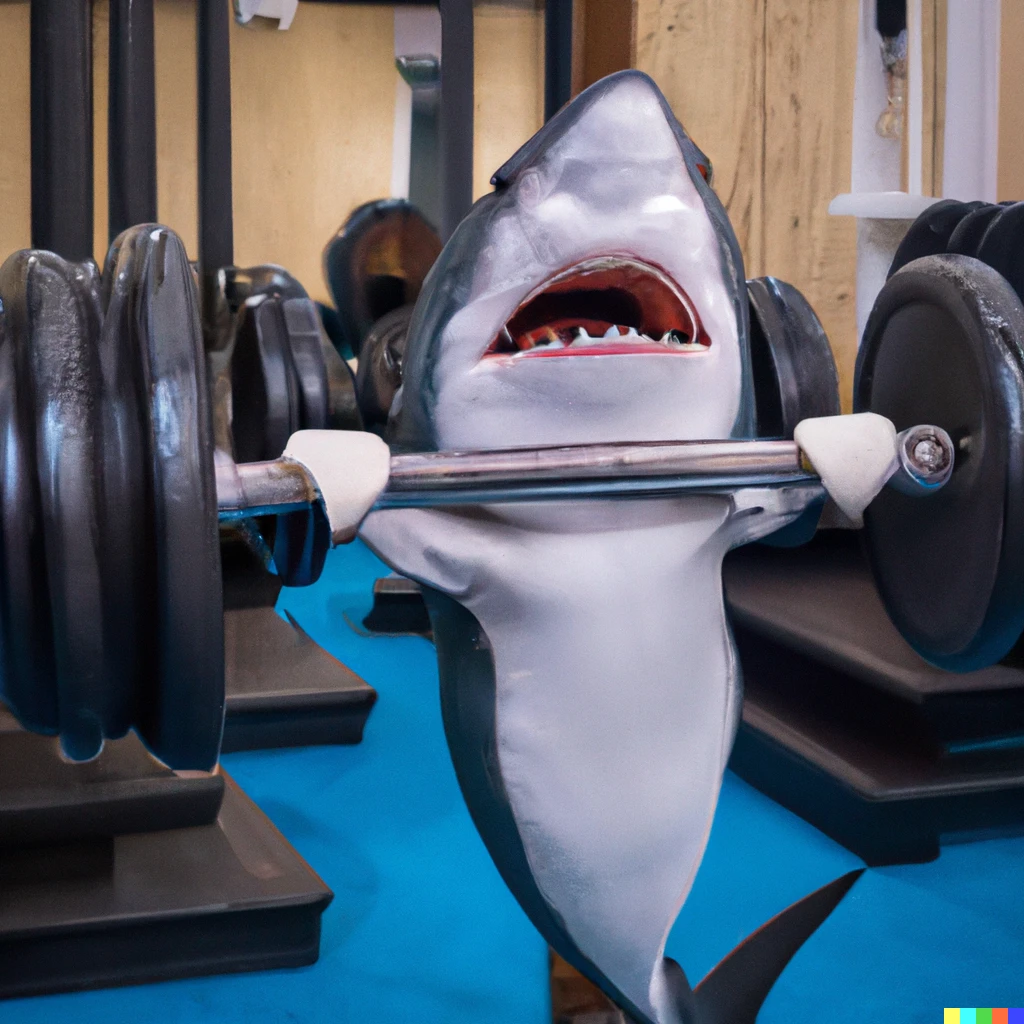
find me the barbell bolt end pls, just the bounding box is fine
[889,424,955,495]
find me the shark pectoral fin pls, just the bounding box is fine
[359,507,481,596]
[689,869,864,1024]
[726,484,826,548]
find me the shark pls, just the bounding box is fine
[358,70,858,1024]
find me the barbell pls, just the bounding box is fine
[216,425,953,519]
[0,218,1017,772]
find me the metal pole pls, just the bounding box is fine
[438,0,473,241]
[30,0,93,260]
[109,0,158,240]
[544,0,573,121]
[197,0,234,332]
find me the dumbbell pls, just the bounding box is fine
[322,199,442,429]
[220,265,362,587]
[227,265,361,461]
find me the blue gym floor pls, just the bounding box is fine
[6,541,1024,1023]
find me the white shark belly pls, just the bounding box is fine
[362,496,745,1023]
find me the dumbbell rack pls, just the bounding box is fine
[0,0,393,997]
[0,705,330,999]
[724,533,1024,866]
[723,198,1024,867]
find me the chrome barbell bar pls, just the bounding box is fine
[215,424,955,521]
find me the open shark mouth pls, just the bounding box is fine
[484,256,710,360]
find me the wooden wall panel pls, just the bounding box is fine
[1,0,544,304]
[998,0,1024,202]
[571,0,638,95]
[229,4,396,301]
[762,0,858,409]
[638,0,858,406]
[0,3,31,258]
[636,0,766,278]
[475,2,546,199]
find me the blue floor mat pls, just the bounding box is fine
[5,540,1024,1022]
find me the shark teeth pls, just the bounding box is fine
[497,324,710,356]
[563,326,708,351]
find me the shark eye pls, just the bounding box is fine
[485,257,709,358]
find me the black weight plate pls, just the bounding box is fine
[946,203,1003,258]
[887,199,981,278]
[220,263,308,316]
[747,277,838,547]
[976,201,1024,302]
[231,296,301,462]
[0,254,58,735]
[855,254,1024,671]
[356,303,414,429]
[227,277,329,586]
[132,227,224,771]
[97,229,155,738]
[282,297,330,430]
[323,199,441,356]
[747,277,840,439]
[273,298,332,587]
[23,252,108,760]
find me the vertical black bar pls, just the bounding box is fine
[438,0,473,242]
[30,0,94,260]
[544,0,572,122]
[197,0,234,328]
[109,0,157,240]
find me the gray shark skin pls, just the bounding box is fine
[360,71,848,1024]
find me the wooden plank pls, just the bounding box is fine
[920,0,947,198]
[572,0,638,96]
[475,2,545,200]
[635,0,766,277]
[228,3,395,303]
[763,0,859,409]
[154,0,200,259]
[0,2,31,259]
[998,0,1024,202]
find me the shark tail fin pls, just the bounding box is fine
[673,868,863,1024]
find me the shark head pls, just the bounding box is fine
[388,69,754,453]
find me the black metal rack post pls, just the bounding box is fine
[544,0,573,121]
[197,0,235,328]
[30,0,93,260]
[109,0,158,240]
[438,0,473,240]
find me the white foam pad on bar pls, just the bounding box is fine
[283,430,391,544]
[794,413,899,527]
